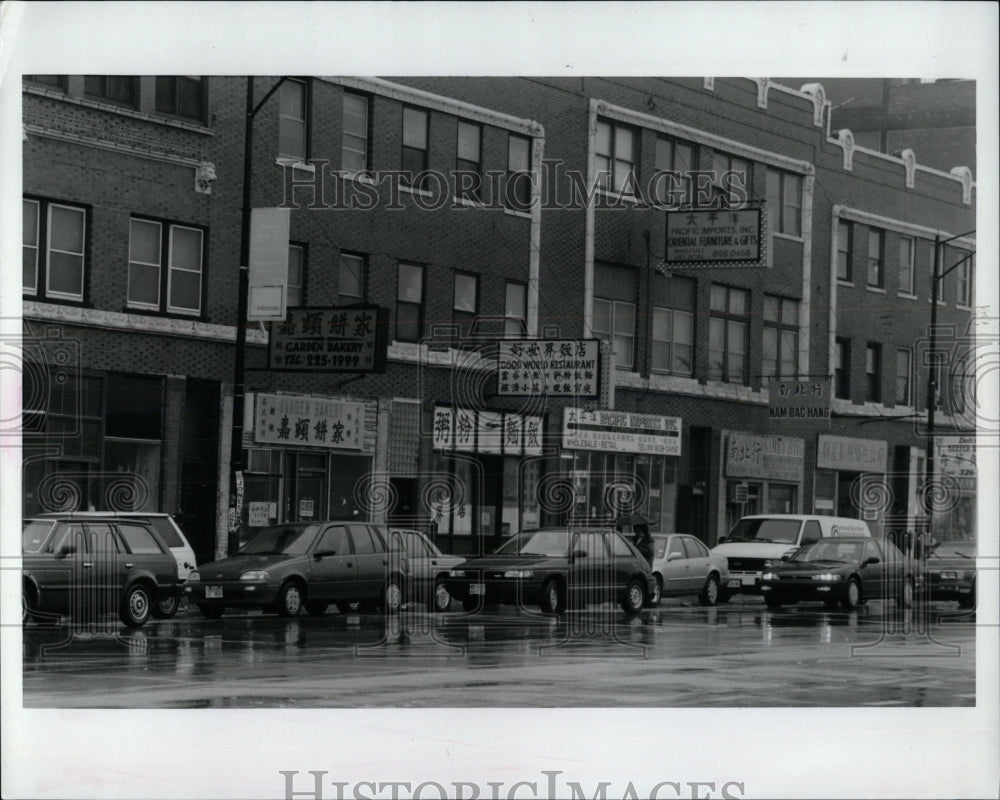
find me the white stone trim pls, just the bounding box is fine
[837,129,855,171]
[835,205,976,248]
[798,83,828,127]
[899,148,916,188]
[703,78,715,91]
[755,78,770,109]
[617,369,769,406]
[24,123,209,170]
[950,166,974,204]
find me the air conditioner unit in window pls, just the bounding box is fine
[245,448,273,474]
[728,483,749,504]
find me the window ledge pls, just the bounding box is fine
[503,207,532,220]
[276,158,315,173]
[897,292,917,300]
[596,189,641,206]
[772,231,805,243]
[836,280,855,288]
[865,285,887,295]
[338,171,375,186]
[398,184,435,199]
[452,196,486,209]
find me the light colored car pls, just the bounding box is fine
[650,533,729,606]
[37,511,197,618]
[388,529,464,612]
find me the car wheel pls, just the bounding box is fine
[151,594,179,619]
[539,578,564,614]
[305,601,329,616]
[120,583,152,628]
[383,578,404,614]
[275,581,304,617]
[763,594,783,609]
[843,577,862,610]
[958,581,976,609]
[699,574,721,607]
[896,577,914,609]
[650,576,663,606]
[620,578,646,615]
[432,580,452,613]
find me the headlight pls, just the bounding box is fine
[187,571,201,582]
[811,573,842,582]
[239,570,270,582]
[761,572,777,581]
[503,570,534,579]
[449,569,466,577]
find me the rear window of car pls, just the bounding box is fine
[145,517,184,548]
[682,537,709,559]
[22,520,54,552]
[118,523,165,555]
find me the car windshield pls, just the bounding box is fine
[495,530,570,557]
[791,540,863,563]
[22,520,54,553]
[238,524,318,555]
[929,542,975,559]
[727,518,801,544]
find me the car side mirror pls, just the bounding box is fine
[570,549,587,562]
[667,552,682,562]
[780,554,792,561]
[863,556,880,567]
[717,536,727,544]
[801,537,819,547]
[56,544,75,558]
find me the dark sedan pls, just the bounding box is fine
[760,536,921,610]
[446,527,655,615]
[185,521,407,618]
[926,540,976,608]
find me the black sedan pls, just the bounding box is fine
[446,527,655,615]
[759,536,921,610]
[926,540,976,608]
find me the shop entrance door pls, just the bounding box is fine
[288,453,326,523]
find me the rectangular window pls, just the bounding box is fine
[865,343,882,402]
[504,281,527,338]
[593,264,638,370]
[834,337,850,400]
[287,245,305,306]
[711,152,750,208]
[396,263,424,342]
[26,75,67,91]
[507,134,531,211]
[895,348,912,406]
[867,228,884,288]
[955,250,972,307]
[155,76,205,122]
[401,107,428,187]
[898,236,914,295]
[709,284,750,384]
[765,168,802,236]
[762,295,800,383]
[456,120,482,201]
[342,92,369,173]
[595,120,636,194]
[837,221,854,282]
[279,79,307,161]
[453,272,478,338]
[654,137,694,206]
[127,217,204,315]
[651,274,695,376]
[338,252,366,304]
[25,199,87,302]
[83,75,138,108]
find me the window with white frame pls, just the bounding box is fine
[955,250,972,306]
[895,348,912,406]
[898,235,914,295]
[763,295,800,383]
[507,134,531,211]
[711,151,750,208]
[765,168,802,236]
[338,252,366,305]
[23,198,87,302]
[837,220,854,282]
[456,121,482,201]
[593,263,637,370]
[595,120,636,194]
[127,217,204,315]
[709,284,750,384]
[651,273,695,376]
[287,245,305,306]
[504,281,527,338]
[654,137,695,206]
[279,79,307,162]
[396,262,424,342]
[401,107,429,188]
[867,228,884,288]
[342,92,369,173]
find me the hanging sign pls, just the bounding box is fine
[665,207,766,268]
[497,339,600,397]
[268,305,388,373]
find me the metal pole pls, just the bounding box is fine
[924,233,941,532]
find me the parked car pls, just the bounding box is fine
[388,529,464,612]
[185,521,407,618]
[22,516,181,628]
[759,536,921,610]
[446,527,655,615]
[650,533,729,606]
[36,511,197,618]
[925,540,976,608]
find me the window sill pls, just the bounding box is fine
[836,280,855,288]
[503,207,532,220]
[23,294,88,308]
[276,158,315,173]
[771,231,805,243]
[398,184,435,200]
[865,285,887,295]
[927,299,947,306]
[452,195,486,209]
[338,171,375,186]
[596,189,641,205]
[897,292,917,300]
[124,306,205,322]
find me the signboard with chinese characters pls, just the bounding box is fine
[725,431,805,483]
[268,305,388,373]
[432,406,543,456]
[562,408,681,457]
[255,393,364,450]
[665,207,765,268]
[768,379,831,422]
[817,435,888,473]
[935,435,976,492]
[497,339,600,397]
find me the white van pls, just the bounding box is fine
[711,514,872,597]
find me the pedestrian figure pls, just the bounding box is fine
[633,521,654,568]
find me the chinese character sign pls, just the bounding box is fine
[497,340,600,397]
[268,306,388,373]
[432,406,543,456]
[255,393,364,450]
[768,379,831,422]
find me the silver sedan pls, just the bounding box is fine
[650,533,729,606]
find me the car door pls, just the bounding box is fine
[349,524,387,599]
[311,524,358,602]
[568,531,608,607]
[860,539,886,601]
[30,521,86,616]
[660,535,689,595]
[680,536,711,592]
[115,521,178,605]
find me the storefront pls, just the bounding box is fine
[722,431,805,535]
[560,407,682,532]
[814,434,889,530]
[933,435,977,539]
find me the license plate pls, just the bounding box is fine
[741,575,757,586]
[469,583,486,596]
[727,579,741,589]
[205,585,223,599]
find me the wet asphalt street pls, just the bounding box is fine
[21,596,975,708]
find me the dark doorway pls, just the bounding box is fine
[180,379,220,565]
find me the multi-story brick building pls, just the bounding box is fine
[21,76,976,561]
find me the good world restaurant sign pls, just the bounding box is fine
[562,407,681,456]
[496,339,600,397]
[268,305,388,373]
[665,208,765,268]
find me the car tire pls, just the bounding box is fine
[763,594,783,609]
[382,577,404,614]
[306,601,329,616]
[958,581,976,609]
[275,581,304,617]
[151,594,179,619]
[896,577,914,609]
[842,577,862,610]
[650,576,663,606]
[120,583,153,628]
[699,574,721,607]
[432,580,452,613]
[620,578,646,615]
[539,578,565,614]
[197,604,225,619]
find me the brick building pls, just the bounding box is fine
[21,76,977,561]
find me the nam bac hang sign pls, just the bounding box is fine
[665,207,766,268]
[268,305,388,373]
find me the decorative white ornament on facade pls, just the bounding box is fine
[195,162,217,194]
[799,83,827,127]
[837,129,855,171]
[949,166,973,205]
[703,77,715,91]
[898,149,916,188]
[755,78,769,109]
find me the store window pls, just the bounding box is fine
[23,198,87,302]
[593,263,638,370]
[709,284,750,384]
[128,217,204,316]
[278,79,307,162]
[762,295,800,384]
[342,92,369,173]
[651,273,695,376]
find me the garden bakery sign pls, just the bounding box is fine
[562,407,681,456]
